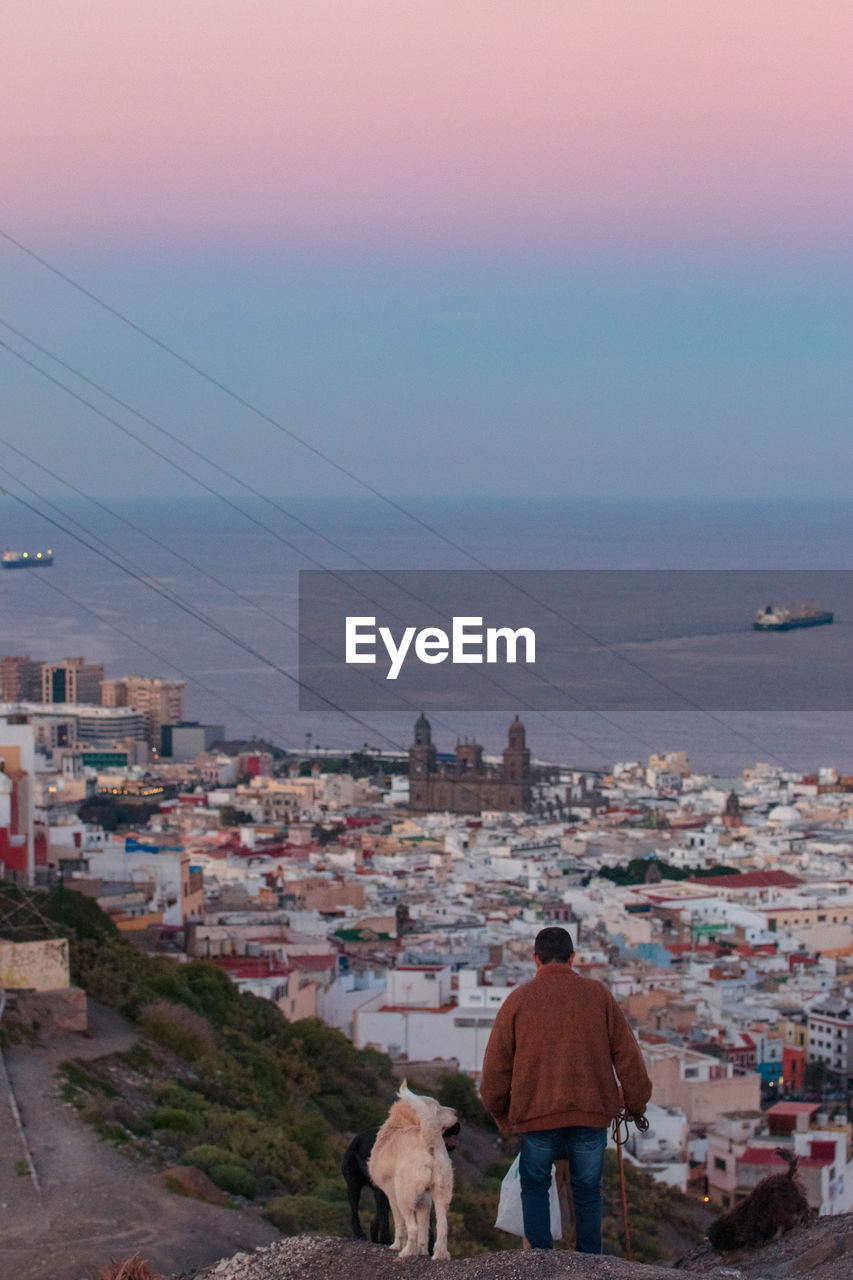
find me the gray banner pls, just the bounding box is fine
[298,570,850,711]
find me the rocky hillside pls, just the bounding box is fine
[2,884,708,1270]
[173,1213,853,1280]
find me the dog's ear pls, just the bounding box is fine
[388,1100,420,1128]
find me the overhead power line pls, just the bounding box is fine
[0,229,799,771]
[0,328,638,762]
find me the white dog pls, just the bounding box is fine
[367,1081,457,1261]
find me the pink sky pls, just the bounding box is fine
[4,1,852,253]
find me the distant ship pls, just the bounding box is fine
[2,549,54,569]
[753,603,833,631]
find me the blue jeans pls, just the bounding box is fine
[519,1126,608,1253]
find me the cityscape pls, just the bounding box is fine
[3,2,853,1277]
[4,656,853,1224]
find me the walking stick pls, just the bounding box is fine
[611,1110,649,1261]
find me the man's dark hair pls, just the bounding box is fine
[534,926,574,964]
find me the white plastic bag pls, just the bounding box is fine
[494,1153,562,1239]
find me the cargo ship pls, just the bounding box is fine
[753,603,833,631]
[2,549,53,569]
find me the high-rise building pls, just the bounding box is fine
[101,676,186,748]
[41,657,104,705]
[0,655,43,702]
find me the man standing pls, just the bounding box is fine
[480,926,651,1253]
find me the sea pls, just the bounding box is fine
[2,493,853,778]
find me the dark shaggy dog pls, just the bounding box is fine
[342,1119,461,1243]
[343,1125,391,1243]
[708,1149,810,1253]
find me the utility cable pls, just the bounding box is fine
[0,232,800,770]
[18,569,292,748]
[1,439,569,771]
[8,475,596,819]
[0,479,409,752]
[6,491,587,812]
[0,332,640,762]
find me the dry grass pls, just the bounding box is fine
[90,1254,159,1280]
[138,1001,215,1060]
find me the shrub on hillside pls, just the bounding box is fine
[264,1194,349,1236]
[162,1164,229,1206]
[437,1072,492,1127]
[57,1060,119,1099]
[150,1082,205,1114]
[206,1161,258,1198]
[138,1002,214,1060]
[148,1107,203,1135]
[188,1108,322,1192]
[184,1144,244,1173]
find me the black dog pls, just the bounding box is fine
[342,1119,461,1243]
[708,1149,810,1253]
[343,1125,391,1243]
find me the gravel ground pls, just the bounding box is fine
[172,1212,853,1280]
[172,1237,681,1280]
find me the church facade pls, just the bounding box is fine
[408,714,532,814]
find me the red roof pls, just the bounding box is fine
[741,1146,833,1170]
[210,957,290,979]
[689,870,802,889]
[740,1148,789,1166]
[377,1001,457,1014]
[287,954,336,970]
[767,1102,819,1116]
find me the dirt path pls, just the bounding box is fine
[0,999,279,1280]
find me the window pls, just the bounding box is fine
[714,1157,727,1171]
[684,1067,699,1079]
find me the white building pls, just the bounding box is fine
[354,964,515,1075]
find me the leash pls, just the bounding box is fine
[611,1110,649,1260]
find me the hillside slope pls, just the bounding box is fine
[0,884,709,1273]
[0,999,279,1280]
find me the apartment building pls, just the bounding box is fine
[0,656,43,702]
[354,964,514,1074]
[642,1040,761,1124]
[808,998,853,1089]
[41,657,104,705]
[102,676,186,747]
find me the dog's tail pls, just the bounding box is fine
[397,1080,436,1126]
[398,1080,424,1110]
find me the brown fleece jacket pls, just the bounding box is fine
[480,962,652,1132]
